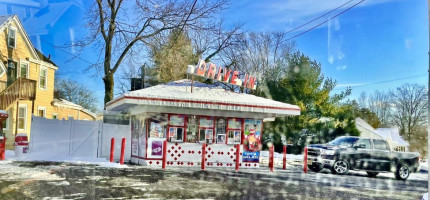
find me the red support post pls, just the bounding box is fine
[303,147,308,173]
[162,140,167,169]
[120,138,125,165]
[283,145,287,170]
[201,142,207,170]
[110,138,115,163]
[235,144,240,171]
[269,145,274,172]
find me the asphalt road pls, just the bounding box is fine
[0,161,427,199]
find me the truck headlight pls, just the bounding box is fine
[321,150,335,155]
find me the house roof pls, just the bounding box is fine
[355,117,384,140]
[0,15,40,60]
[35,48,57,67]
[52,98,96,119]
[106,79,301,118]
[375,128,409,146]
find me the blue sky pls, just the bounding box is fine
[2,0,428,109]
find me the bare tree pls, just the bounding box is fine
[390,83,428,140]
[79,0,228,107]
[367,90,392,127]
[55,79,99,112]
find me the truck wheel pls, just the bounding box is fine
[331,160,349,175]
[395,164,410,180]
[366,172,379,177]
[309,165,323,172]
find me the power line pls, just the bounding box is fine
[35,37,96,65]
[283,0,365,42]
[285,0,354,34]
[334,74,427,91]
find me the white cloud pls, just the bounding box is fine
[335,83,365,88]
[336,65,347,71]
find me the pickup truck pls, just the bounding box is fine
[306,136,420,180]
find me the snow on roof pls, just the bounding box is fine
[375,128,409,146]
[52,98,96,119]
[0,110,6,114]
[107,79,301,117]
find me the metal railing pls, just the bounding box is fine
[0,78,36,110]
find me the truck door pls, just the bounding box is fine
[371,139,391,171]
[351,139,372,169]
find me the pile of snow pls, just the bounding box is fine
[260,151,303,160]
[423,193,428,200]
[3,150,127,168]
[419,161,428,172]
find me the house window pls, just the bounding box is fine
[8,27,16,48]
[1,111,9,130]
[52,113,58,120]
[18,105,27,130]
[39,67,47,89]
[37,107,46,117]
[19,61,28,78]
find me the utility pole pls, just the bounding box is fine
[141,64,145,89]
[427,0,430,195]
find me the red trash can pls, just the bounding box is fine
[14,133,29,157]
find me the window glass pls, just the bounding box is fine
[215,117,226,144]
[39,68,47,89]
[8,28,15,48]
[186,115,198,143]
[354,139,371,149]
[148,113,167,138]
[20,63,28,78]
[38,109,45,117]
[373,140,389,150]
[18,106,26,130]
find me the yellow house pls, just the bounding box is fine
[0,15,96,149]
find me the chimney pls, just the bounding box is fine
[48,54,51,60]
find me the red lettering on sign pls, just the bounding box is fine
[248,76,256,89]
[243,74,248,87]
[216,67,223,80]
[231,71,239,84]
[223,68,232,82]
[196,60,206,75]
[207,63,216,79]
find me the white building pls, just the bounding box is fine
[355,118,409,152]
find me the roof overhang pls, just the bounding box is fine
[107,96,300,118]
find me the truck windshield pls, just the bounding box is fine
[327,137,358,147]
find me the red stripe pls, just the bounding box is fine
[107,96,301,112]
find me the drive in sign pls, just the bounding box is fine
[187,59,257,89]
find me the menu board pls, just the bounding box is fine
[228,118,241,129]
[199,117,214,128]
[169,115,185,126]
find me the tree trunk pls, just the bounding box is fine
[103,73,114,108]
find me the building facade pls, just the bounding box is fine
[0,15,95,149]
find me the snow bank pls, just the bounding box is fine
[4,151,128,168]
[260,151,303,160]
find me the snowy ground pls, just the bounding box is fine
[0,150,428,199]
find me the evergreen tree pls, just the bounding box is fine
[151,30,199,83]
[262,51,358,153]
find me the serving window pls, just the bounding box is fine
[186,115,198,143]
[227,118,242,144]
[168,114,186,142]
[148,114,168,138]
[199,116,214,144]
[215,117,227,144]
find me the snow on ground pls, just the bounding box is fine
[3,150,127,168]
[259,151,303,166]
[420,161,428,172]
[423,193,428,200]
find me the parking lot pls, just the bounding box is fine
[0,160,427,200]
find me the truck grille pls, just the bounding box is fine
[307,148,321,156]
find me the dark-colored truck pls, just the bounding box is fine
[306,136,420,180]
